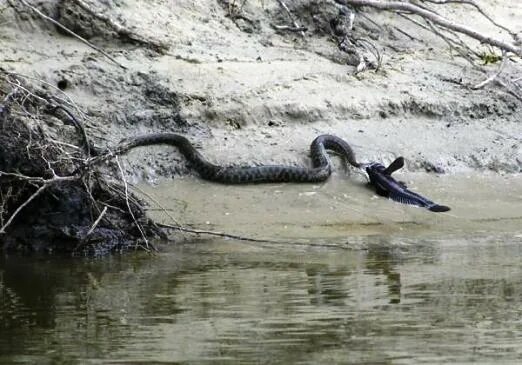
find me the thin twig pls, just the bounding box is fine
[1,70,92,129]
[18,0,127,69]
[0,184,47,234]
[398,12,477,67]
[159,222,278,243]
[355,37,383,70]
[495,78,522,102]
[157,222,352,249]
[128,182,182,225]
[84,206,108,238]
[115,156,150,250]
[273,25,308,32]
[393,26,419,41]
[0,171,78,184]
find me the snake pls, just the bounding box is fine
[116,133,361,183]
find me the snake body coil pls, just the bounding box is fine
[118,134,360,183]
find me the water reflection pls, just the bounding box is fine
[1,233,522,364]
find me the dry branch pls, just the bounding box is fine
[421,0,513,34]
[115,156,150,251]
[338,0,522,56]
[0,174,79,234]
[273,25,308,32]
[84,206,108,238]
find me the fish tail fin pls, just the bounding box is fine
[428,204,451,212]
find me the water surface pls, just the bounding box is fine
[1,173,521,364]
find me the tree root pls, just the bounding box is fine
[0,71,162,255]
[333,0,521,99]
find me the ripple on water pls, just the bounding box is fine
[1,174,522,363]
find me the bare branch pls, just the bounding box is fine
[156,222,351,249]
[420,0,514,35]
[129,182,182,226]
[0,172,78,234]
[115,156,150,250]
[0,184,48,234]
[273,25,308,32]
[339,0,522,56]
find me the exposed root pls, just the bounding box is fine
[0,71,162,255]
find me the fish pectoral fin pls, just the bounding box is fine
[374,184,389,197]
[384,157,405,176]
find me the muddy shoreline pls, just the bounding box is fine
[0,0,520,253]
[140,173,522,246]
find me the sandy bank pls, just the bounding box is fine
[1,0,520,178]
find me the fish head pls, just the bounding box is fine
[364,162,386,177]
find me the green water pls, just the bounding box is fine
[1,174,521,364]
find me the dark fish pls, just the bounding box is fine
[364,157,450,212]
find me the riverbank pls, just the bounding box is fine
[0,0,520,252]
[2,1,520,175]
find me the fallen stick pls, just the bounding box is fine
[273,25,308,32]
[157,222,356,250]
[84,206,108,238]
[18,0,127,69]
[276,0,306,38]
[158,222,282,244]
[115,156,150,250]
